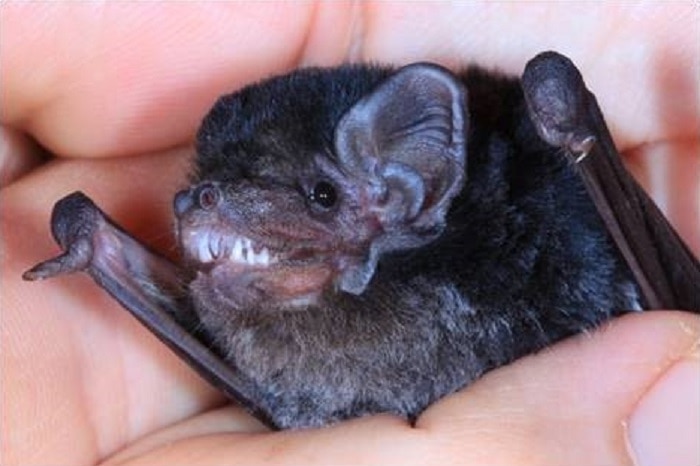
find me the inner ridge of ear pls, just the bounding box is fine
[334,62,467,229]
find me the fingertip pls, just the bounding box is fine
[627,358,700,466]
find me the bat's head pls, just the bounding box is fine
[175,63,468,309]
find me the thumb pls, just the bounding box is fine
[418,311,700,466]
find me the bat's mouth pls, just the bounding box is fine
[186,230,277,267]
[181,225,338,307]
[180,226,338,272]
[182,229,280,268]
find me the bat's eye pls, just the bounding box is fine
[308,181,337,209]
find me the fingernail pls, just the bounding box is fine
[627,359,700,466]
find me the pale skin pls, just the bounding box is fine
[1,3,699,465]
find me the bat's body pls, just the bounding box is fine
[178,61,640,428]
[24,52,700,430]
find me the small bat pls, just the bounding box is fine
[24,52,700,430]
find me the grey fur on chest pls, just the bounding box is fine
[195,280,483,427]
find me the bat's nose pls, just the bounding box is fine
[174,183,223,217]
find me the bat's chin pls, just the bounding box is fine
[190,252,335,310]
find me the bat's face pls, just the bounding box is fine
[174,67,388,308]
[173,157,382,309]
[174,64,468,310]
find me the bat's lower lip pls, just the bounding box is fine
[188,252,330,273]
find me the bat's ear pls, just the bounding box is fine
[334,63,468,294]
[335,63,467,232]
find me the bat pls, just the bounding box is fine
[23,51,700,430]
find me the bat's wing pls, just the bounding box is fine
[522,51,700,311]
[23,192,278,429]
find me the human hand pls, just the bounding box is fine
[2,3,698,465]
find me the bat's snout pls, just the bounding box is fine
[174,183,222,217]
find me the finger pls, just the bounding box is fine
[0,2,356,158]
[92,312,699,466]
[418,311,699,466]
[2,4,698,160]
[362,3,700,150]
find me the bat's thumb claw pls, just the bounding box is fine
[22,263,56,281]
[573,135,596,163]
[22,239,93,281]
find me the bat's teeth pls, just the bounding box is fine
[188,231,271,265]
[231,238,244,262]
[198,235,213,262]
[257,247,270,266]
[220,237,231,258]
[242,239,249,261]
[244,238,253,262]
[248,246,261,265]
[219,235,228,259]
[224,235,273,266]
[208,235,219,259]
